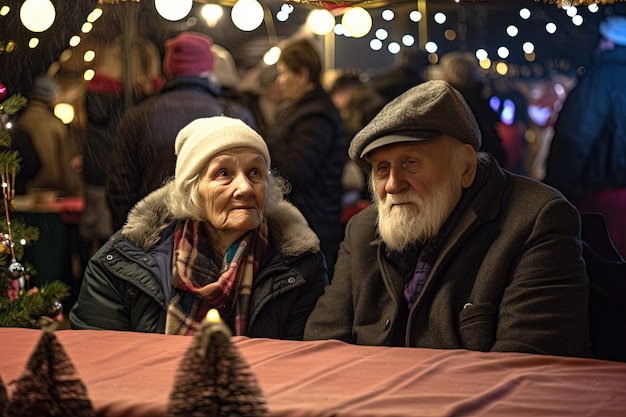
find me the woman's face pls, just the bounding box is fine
[198,148,268,236]
[277,62,308,102]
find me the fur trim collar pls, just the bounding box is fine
[121,182,320,257]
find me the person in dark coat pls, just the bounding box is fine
[71,117,328,339]
[106,31,255,231]
[264,37,346,279]
[304,80,592,359]
[544,14,626,258]
[10,127,41,196]
[439,51,506,166]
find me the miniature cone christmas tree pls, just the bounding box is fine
[5,325,95,417]
[166,309,268,417]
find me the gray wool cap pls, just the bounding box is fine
[349,79,481,170]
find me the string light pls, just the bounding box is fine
[19,0,55,32]
[231,0,264,32]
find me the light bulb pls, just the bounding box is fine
[20,0,55,33]
[231,0,264,32]
[341,7,372,38]
[155,0,193,22]
[54,103,75,125]
[306,9,335,36]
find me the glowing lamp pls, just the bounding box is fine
[307,9,335,36]
[54,103,75,125]
[341,7,372,38]
[20,0,55,33]
[231,0,264,32]
[155,0,193,22]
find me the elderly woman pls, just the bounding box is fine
[70,116,328,339]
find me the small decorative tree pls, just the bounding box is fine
[0,81,69,328]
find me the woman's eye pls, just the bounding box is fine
[249,168,266,179]
[216,169,229,177]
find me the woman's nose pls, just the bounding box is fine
[233,173,254,196]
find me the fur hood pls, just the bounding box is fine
[121,182,321,257]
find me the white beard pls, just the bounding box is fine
[374,174,463,252]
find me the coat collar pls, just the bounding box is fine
[121,182,321,258]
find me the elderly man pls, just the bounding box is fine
[304,80,592,358]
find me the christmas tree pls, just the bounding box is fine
[6,328,96,416]
[167,309,268,417]
[0,81,69,328]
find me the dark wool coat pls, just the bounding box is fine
[70,183,328,340]
[305,156,593,359]
[264,85,347,277]
[545,45,626,199]
[106,76,256,231]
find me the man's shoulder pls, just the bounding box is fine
[345,205,378,238]
[506,171,565,199]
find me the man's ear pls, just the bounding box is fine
[461,144,477,188]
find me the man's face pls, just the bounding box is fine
[368,136,475,251]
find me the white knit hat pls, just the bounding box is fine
[174,117,270,186]
[599,15,626,46]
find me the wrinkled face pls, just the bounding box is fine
[368,136,476,251]
[198,148,268,235]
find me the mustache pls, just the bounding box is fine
[380,192,422,208]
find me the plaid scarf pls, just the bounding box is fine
[388,159,489,311]
[165,219,268,336]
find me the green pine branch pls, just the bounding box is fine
[0,92,69,328]
[0,280,69,328]
[0,94,27,116]
[0,149,22,172]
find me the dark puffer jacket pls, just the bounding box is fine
[70,183,328,340]
[106,76,256,231]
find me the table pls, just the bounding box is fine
[1,328,625,417]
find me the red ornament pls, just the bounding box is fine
[0,81,6,101]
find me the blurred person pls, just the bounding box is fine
[491,88,531,175]
[439,51,506,166]
[71,117,328,338]
[241,64,283,137]
[545,14,626,258]
[304,80,592,359]
[15,74,84,312]
[16,75,82,197]
[106,31,255,231]
[369,49,427,103]
[10,127,41,196]
[265,37,346,279]
[329,71,387,222]
[77,73,125,260]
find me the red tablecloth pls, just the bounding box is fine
[1,328,625,417]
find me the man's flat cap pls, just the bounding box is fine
[349,79,481,170]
